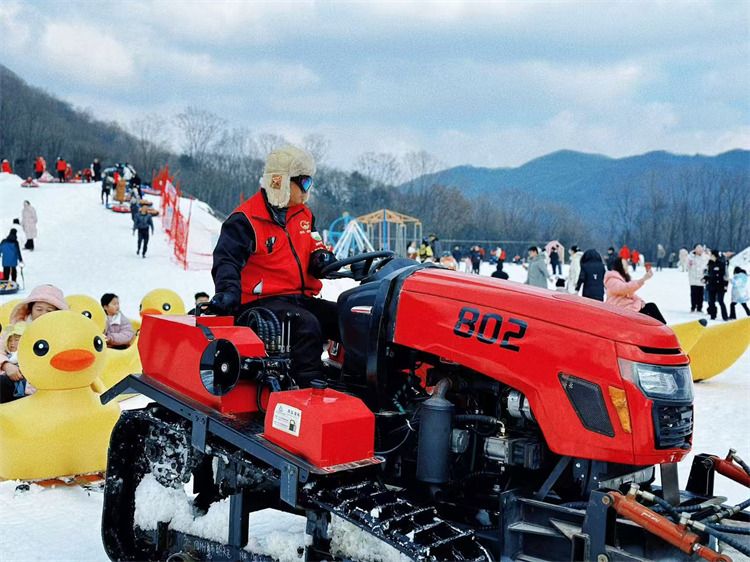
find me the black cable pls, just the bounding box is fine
[699,525,750,556]
[707,523,750,535]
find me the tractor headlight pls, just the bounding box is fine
[618,359,693,401]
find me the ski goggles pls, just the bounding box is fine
[291,175,314,192]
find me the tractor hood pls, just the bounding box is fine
[400,269,679,350]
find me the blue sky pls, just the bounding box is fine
[1,0,748,169]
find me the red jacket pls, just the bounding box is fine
[56,159,67,172]
[35,158,45,173]
[215,190,326,304]
[1,161,11,173]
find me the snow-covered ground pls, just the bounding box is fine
[1,172,748,561]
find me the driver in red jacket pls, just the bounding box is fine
[211,146,338,386]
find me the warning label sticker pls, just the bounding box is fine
[272,403,301,437]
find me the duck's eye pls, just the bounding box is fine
[33,340,50,357]
[82,311,92,319]
[93,336,103,352]
[162,303,171,312]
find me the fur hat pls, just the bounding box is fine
[260,146,316,208]
[10,284,69,324]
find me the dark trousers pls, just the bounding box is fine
[0,374,24,404]
[57,170,65,182]
[137,228,150,256]
[102,186,110,205]
[472,260,481,274]
[551,262,561,275]
[640,302,667,324]
[707,288,728,320]
[690,285,704,312]
[656,258,663,271]
[2,266,17,282]
[730,302,750,319]
[35,171,43,179]
[234,295,340,387]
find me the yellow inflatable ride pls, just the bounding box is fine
[0,298,23,333]
[65,294,142,391]
[688,317,750,382]
[0,311,121,480]
[671,318,750,381]
[131,288,186,332]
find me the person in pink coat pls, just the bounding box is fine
[604,254,666,323]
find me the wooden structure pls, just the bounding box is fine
[356,209,422,257]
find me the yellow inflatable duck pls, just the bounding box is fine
[65,294,107,333]
[0,298,23,333]
[670,319,707,356]
[131,288,186,332]
[689,317,750,382]
[0,311,121,480]
[65,294,142,391]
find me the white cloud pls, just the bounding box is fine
[40,23,135,86]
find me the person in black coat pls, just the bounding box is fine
[606,247,617,271]
[576,249,606,301]
[470,246,482,274]
[704,249,729,321]
[491,262,509,280]
[92,159,102,181]
[549,245,561,275]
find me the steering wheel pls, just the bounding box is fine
[319,250,397,280]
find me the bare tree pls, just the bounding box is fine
[302,133,331,165]
[356,152,403,186]
[254,133,290,159]
[130,113,171,177]
[174,106,226,160]
[403,150,444,197]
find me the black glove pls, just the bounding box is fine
[308,250,337,278]
[210,292,239,315]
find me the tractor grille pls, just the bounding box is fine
[652,403,693,449]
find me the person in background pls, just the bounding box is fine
[83,167,92,182]
[406,241,418,260]
[549,244,561,275]
[668,251,676,269]
[0,229,23,283]
[419,235,437,263]
[606,247,617,270]
[524,246,549,289]
[729,267,750,319]
[567,245,582,294]
[1,159,11,174]
[576,249,606,301]
[491,261,509,280]
[133,206,155,258]
[656,244,666,271]
[470,245,482,274]
[687,244,708,313]
[188,292,211,315]
[452,245,462,264]
[101,293,135,349]
[129,190,140,223]
[704,249,729,321]
[55,157,67,182]
[679,248,689,272]
[21,200,37,251]
[34,156,46,179]
[92,158,102,181]
[604,254,665,323]
[630,249,640,272]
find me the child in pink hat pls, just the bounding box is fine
[9,284,69,325]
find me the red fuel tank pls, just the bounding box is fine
[264,385,376,470]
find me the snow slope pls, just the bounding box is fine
[1,172,748,561]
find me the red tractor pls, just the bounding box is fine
[101,252,750,561]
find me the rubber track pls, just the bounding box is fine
[306,480,491,561]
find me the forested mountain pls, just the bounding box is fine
[2,63,748,259]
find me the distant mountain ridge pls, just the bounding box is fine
[408,149,750,207]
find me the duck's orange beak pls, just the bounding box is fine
[140,309,162,317]
[50,349,96,371]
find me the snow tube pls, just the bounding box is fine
[0,281,20,295]
[141,187,160,195]
[111,204,130,213]
[146,208,159,216]
[689,317,750,381]
[670,319,707,355]
[21,179,39,188]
